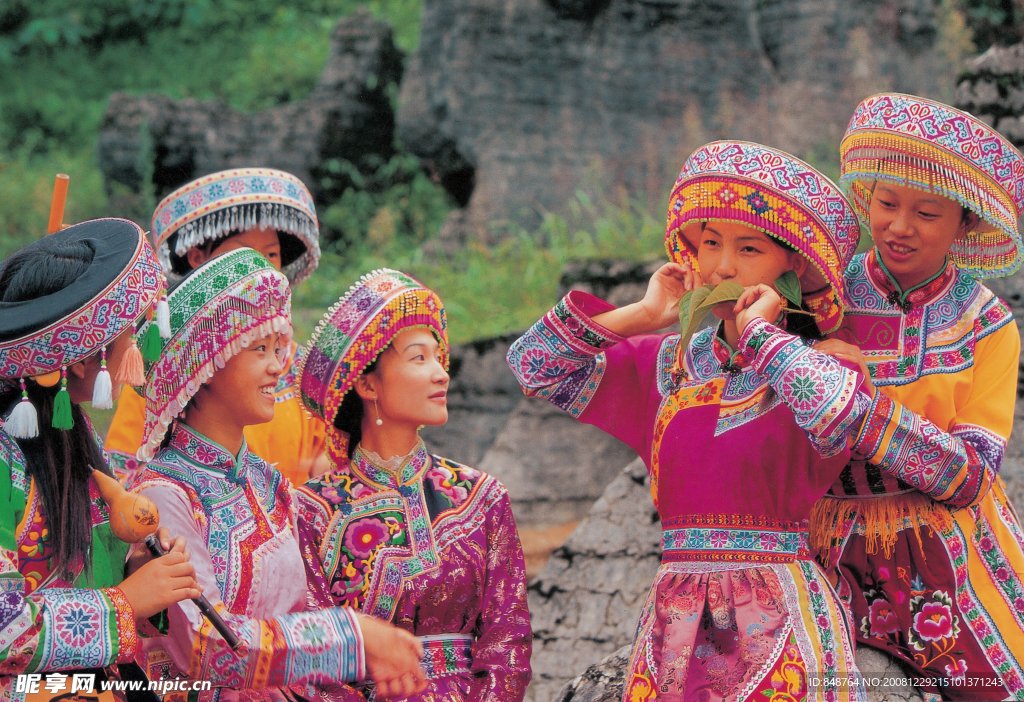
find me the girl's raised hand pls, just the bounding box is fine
[733,284,783,333]
[638,262,702,331]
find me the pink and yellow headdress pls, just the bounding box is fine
[298,269,448,457]
[138,248,291,462]
[666,141,861,334]
[840,93,1024,278]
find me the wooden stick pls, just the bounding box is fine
[47,174,70,235]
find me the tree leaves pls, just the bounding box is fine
[774,270,802,308]
[677,280,744,350]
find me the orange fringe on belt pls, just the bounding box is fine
[810,492,953,567]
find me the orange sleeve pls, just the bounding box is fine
[104,385,147,480]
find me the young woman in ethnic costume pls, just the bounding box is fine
[106,168,326,485]
[293,269,533,701]
[508,142,873,702]
[130,250,425,701]
[813,93,1024,700]
[0,219,201,701]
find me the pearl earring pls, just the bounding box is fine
[374,396,383,426]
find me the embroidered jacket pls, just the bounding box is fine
[0,428,138,702]
[295,438,532,702]
[106,341,325,486]
[831,248,1018,508]
[508,290,872,545]
[507,292,872,701]
[133,424,364,701]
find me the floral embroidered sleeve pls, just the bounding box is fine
[739,318,873,458]
[0,458,139,681]
[846,317,1019,508]
[468,485,532,701]
[506,291,663,456]
[137,483,366,688]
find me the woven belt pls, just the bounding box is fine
[661,520,812,563]
[419,633,474,678]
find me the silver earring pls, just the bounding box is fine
[374,396,383,426]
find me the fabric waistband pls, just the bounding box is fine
[661,515,811,563]
[419,633,474,678]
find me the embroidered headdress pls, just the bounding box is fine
[840,93,1024,279]
[151,168,321,286]
[666,141,860,334]
[298,269,448,454]
[138,248,292,462]
[0,219,163,437]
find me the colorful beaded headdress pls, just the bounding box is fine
[138,248,292,462]
[298,269,448,452]
[841,93,1024,279]
[151,168,321,286]
[0,219,164,438]
[666,141,860,334]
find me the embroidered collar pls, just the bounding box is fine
[867,247,955,312]
[170,422,250,486]
[711,324,749,374]
[350,440,430,489]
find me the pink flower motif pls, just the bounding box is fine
[709,531,729,548]
[350,483,375,500]
[428,467,469,504]
[948,539,964,558]
[945,659,968,678]
[1015,598,1024,613]
[228,179,246,194]
[823,651,835,667]
[913,601,956,642]
[161,210,172,225]
[997,567,1010,582]
[188,191,204,207]
[271,180,284,193]
[808,580,821,593]
[760,533,779,550]
[867,599,900,637]
[344,518,390,559]
[980,537,994,551]
[878,566,890,579]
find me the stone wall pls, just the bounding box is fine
[398,0,962,249]
[97,9,402,207]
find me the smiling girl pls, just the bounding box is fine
[812,93,1024,700]
[293,269,532,701]
[106,168,326,486]
[128,250,424,702]
[508,142,873,701]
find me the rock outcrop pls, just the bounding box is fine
[955,43,1024,146]
[525,458,660,702]
[397,0,963,248]
[97,9,402,207]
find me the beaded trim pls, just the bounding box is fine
[297,269,448,435]
[0,219,162,379]
[139,249,292,462]
[841,93,1024,279]
[150,168,321,286]
[666,142,860,334]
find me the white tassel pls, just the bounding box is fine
[92,367,113,409]
[157,295,172,339]
[6,380,38,439]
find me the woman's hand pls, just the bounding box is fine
[593,262,702,337]
[125,527,187,576]
[358,614,427,697]
[814,339,876,398]
[118,547,201,620]
[733,284,783,334]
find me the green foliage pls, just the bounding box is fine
[294,193,665,345]
[677,282,744,351]
[318,152,455,253]
[960,0,1022,49]
[774,270,802,308]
